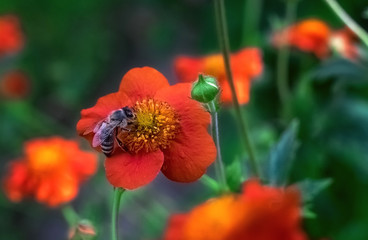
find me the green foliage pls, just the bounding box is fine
[263,120,300,186]
[298,179,332,219]
[313,58,368,84]
[225,157,246,192]
[297,178,333,203]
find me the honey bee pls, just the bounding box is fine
[92,107,135,156]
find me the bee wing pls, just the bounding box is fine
[92,122,105,147]
[92,121,120,148]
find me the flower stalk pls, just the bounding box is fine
[111,187,125,240]
[208,100,228,192]
[62,205,79,227]
[242,0,263,45]
[214,0,260,177]
[324,0,368,48]
[276,0,298,108]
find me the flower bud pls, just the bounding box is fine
[68,220,96,240]
[191,74,220,103]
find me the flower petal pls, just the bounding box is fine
[220,75,251,104]
[105,151,164,190]
[155,83,216,182]
[164,214,188,240]
[2,160,28,202]
[174,56,204,83]
[119,67,170,102]
[232,48,263,78]
[155,83,211,128]
[76,91,131,145]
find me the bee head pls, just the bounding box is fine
[122,107,135,119]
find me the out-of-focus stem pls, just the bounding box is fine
[200,174,221,193]
[325,0,368,47]
[208,101,228,191]
[214,0,260,178]
[62,205,79,227]
[111,188,125,240]
[242,0,263,46]
[276,0,298,107]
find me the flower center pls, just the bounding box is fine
[27,145,64,173]
[117,99,180,153]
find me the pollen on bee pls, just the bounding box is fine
[117,98,180,153]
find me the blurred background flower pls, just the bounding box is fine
[0,14,23,57]
[175,48,263,104]
[164,180,306,240]
[2,137,97,207]
[0,70,30,99]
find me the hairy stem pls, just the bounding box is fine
[111,188,125,240]
[214,0,260,177]
[276,0,298,107]
[208,101,228,191]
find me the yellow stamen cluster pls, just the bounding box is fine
[117,99,180,153]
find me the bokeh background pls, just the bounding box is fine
[1,0,368,239]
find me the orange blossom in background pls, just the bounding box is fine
[2,137,98,207]
[272,18,359,60]
[0,71,30,99]
[164,180,307,240]
[0,15,24,57]
[174,48,263,104]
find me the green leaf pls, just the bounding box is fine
[200,175,221,194]
[226,157,246,192]
[297,178,333,203]
[313,58,368,85]
[264,120,299,186]
[302,204,317,219]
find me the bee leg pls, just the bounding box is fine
[114,128,128,152]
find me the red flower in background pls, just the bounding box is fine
[77,67,216,190]
[0,71,30,99]
[174,48,263,104]
[164,180,307,240]
[272,18,359,61]
[2,137,97,207]
[272,19,331,58]
[0,15,24,57]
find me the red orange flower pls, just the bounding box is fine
[272,19,331,58]
[272,18,359,61]
[0,71,30,99]
[174,48,263,104]
[2,137,97,207]
[0,15,24,57]
[164,180,307,240]
[77,67,216,190]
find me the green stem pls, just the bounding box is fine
[214,0,260,178]
[242,0,263,46]
[200,174,221,193]
[62,205,79,227]
[325,0,368,47]
[111,188,125,240]
[208,101,227,191]
[276,0,297,108]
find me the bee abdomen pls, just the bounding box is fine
[101,135,114,157]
